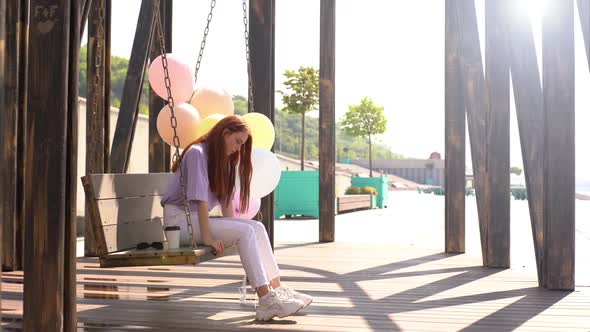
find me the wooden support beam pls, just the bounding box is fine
[455,0,491,262]
[249,0,275,247]
[85,0,112,256]
[0,0,6,315]
[444,0,466,253]
[319,0,336,243]
[506,3,545,286]
[484,0,510,268]
[542,0,575,290]
[80,0,91,39]
[149,0,172,173]
[1,0,25,271]
[577,0,590,69]
[110,0,155,173]
[66,2,82,329]
[24,0,72,329]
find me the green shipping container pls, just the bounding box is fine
[274,171,319,219]
[351,176,389,208]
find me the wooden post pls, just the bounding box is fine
[0,0,6,314]
[444,0,466,253]
[249,0,275,247]
[65,1,82,329]
[1,0,25,271]
[110,0,155,173]
[542,0,575,290]
[319,0,336,243]
[24,0,72,329]
[85,0,111,256]
[506,3,545,286]
[577,0,590,69]
[455,0,491,262]
[484,0,511,268]
[149,0,172,173]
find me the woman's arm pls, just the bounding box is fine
[196,200,224,256]
[221,201,234,218]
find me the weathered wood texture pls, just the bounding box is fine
[149,0,172,173]
[542,0,575,290]
[337,195,371,213]
[444,0,465,253]
[249,0,275,247]
[110,0,154,173]
[85,0,112,256]
[484,0,510,268]
[578,0,590,69]
[24,0,72,330]
[66,1,84,329]
[506,2,546,286]
[0,0,6,317]
[319,0,336,243]
[1,0,25,271]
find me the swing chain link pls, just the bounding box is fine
[92,0,105,116]
[153,0,197,249]
[194,0,216,85]
[242,0,255,113]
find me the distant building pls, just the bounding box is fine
[350,158,445,186]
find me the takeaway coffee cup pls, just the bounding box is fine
[164,226,181,249]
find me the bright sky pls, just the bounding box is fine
[93,0,590,181]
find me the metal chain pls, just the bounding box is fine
[153,0,197,249]
[194,0,216,85]
[242,0,255,113]
[92,0,105,116]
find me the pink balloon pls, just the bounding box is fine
[232,194,261,220]
[156,102,201,147]
[149,54,194,102]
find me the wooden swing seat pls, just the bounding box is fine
[81,173,236,268]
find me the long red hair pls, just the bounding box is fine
[171,115,253,213]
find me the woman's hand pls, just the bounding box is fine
[202,234,224,256]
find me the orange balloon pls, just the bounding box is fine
[156,102,201,147]
[190,87,234,118]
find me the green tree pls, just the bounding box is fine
[278,66,319,170]
[340,97,387,177]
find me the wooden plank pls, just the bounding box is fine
[249,0,275,247]
[102,219,166,253]
[66,0,82,329]
[1,0,23,271]
[85,173,172,199]
[110,0,155,173]
[149,0,172,173]
[24,0,72,330]
[0,0,5,320]
[542,0,575,290]
[578,0,590,69]
[96,196,164,227]
[319,0,336,243]
[444,0,465,253]
[506,2,545,286]
[484,0,510,268]
[82,175,109,257]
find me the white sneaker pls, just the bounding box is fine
[256,289,304,321]
[275,285,313,309]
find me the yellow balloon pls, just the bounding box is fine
[190,87,234,118]
[242,113,275,150]
[196,114,225,138]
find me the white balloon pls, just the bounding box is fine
[250,148,281,198]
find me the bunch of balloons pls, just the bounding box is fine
[148,54,281,220]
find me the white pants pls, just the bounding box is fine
[163,204,280,289]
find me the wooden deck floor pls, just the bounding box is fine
[2,241,589,331]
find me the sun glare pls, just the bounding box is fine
[514,0,550,21]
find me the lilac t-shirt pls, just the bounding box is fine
[160,144,220,210]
